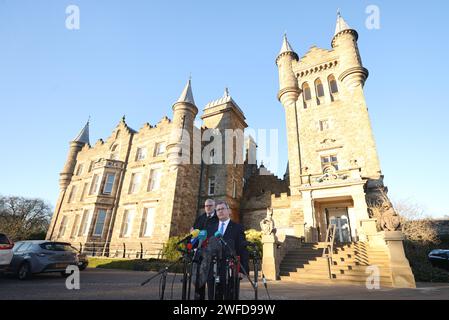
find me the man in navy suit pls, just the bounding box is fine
[214,200,249,300]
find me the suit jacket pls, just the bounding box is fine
[219,220,249,274]
[193,211,219,238]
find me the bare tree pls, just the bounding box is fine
[0,195,52,241]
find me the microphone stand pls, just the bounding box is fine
[216,237,257,298]
[181,249,194,300]
[141,258,182,300]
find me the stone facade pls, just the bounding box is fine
[242,14,392,246]
[47,82,247,257]
[48,13,398,257]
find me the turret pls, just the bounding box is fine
[331,12,368,88]
[168,79,198,165]
[275,34,303,190]
[59,120,90,191]
[276,34,300,106]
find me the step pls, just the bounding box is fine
[295,268,392,277]
[285,273,393,282]
[280,276,394,287]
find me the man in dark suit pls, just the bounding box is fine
[193,199,219,236]
[214,200,249,300]
[192,199,219,300]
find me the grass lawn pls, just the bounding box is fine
[88,257,184,273]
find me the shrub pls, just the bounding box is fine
[245,229,263,259]
[161,236,184,262]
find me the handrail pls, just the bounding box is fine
[322,224,337,279]
[76,241,166,260]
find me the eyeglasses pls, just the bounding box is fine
[205,205,214,207]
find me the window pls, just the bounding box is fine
[88,161,94,173]
[90,175,100,195]
[70,215,80,239]
[315,78,325,97]
[129,173,142,194]
[67,185,77,203]
[141,207,155,237]
[328,75,339,94]
[58,216,68,238]
[80,183,89,201]
[76,164,84,176]
[302,83,312,101]
[147,169,162,192]
[93,209,107,237]
[208,176,216,196]
[78,210,93,236]
[103,173,116,195]
[154,142,166,156]
[232,180,237,199]
[110,144,119,160]
[136,147,147,161]
[121,209,135,237]
[321,155,339,173]
[319,120,330,131]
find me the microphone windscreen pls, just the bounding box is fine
[198,230,208,240]
[214,231,222,238]
[191,229,200,238]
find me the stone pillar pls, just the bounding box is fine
[384,231,416,288]
[262,234,279,280]
[352,188,369,241]
[359,218,385,247]
[301,191,315,242]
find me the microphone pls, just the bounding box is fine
[177,229,200,245]
[196,230,208,248]
[214,231,229,247]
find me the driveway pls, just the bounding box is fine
[1,268,449,300]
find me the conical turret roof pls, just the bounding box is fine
[176,79,196,105]
[73,120,90,145]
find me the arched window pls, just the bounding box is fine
[302,83,312,101]
[328,75,338,94]
[315,78,325,97]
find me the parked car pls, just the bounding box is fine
[428,249,449,271]
[9,241,79,280]
[71,246,88,271]
[0,233,14,273]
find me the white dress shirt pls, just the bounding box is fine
[218,218,231,235]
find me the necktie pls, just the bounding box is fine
[219,222,225,235]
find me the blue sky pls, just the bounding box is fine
[0,0,448,217]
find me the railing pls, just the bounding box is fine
[322,224,337,279]
[77,241,166,260]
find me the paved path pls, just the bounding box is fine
[1,268,448,300]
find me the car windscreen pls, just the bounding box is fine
[0,234,11,244]
[40,243,77,252]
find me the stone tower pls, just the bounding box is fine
[48,121,90,239]
[164,79,201,236]
[200,88,248,222]
[276,13,384,242]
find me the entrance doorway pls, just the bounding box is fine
[326,208,351,243]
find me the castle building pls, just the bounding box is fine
[49,13,392,258]
[46,81,248,257]
[241,13,386,244]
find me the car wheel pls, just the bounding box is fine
[18,263,32,280]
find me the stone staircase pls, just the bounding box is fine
[280,242,393,287]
